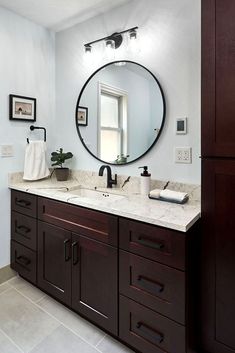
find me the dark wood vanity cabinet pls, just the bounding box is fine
[37,221,72,306]
[119,218,198,353]
[37,196,118,335]
[71,233,118,335]
[11,189,198,353]
[11,191,37,284]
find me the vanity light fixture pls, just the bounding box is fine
[84,26,138,54]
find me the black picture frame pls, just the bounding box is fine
[9,94,36,122]
[77,106,88,126]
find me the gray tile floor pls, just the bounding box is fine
[0,276,134,353]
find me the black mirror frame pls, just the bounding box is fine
[75,60,166,166]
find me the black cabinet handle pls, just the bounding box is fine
[136,322,164,344]
[16,255,31,266]
[15,198,31,207]
[16,225,31,234]
[64,239,70,262]
[72,241,79,265]
[136,237,164,250]
[137,275,164,294]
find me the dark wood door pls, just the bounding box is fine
[71,233,118,335]
[201,159,235,353]
[202,0,235,157]
[38,221,72,306]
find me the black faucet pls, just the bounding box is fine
[98,165,117,188]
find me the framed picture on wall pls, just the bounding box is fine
[77,106,88,126]
[9,94,36,122]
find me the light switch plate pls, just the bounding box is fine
[175,147,192,164]
[1,145,14,157]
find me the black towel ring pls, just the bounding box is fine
[27,125,46,143]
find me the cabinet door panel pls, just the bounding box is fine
[119,295,186,353]
[11,190,37,218]
[38,197,117,246]
[11,211,37,250]
[119,250,185,324]
[72,233,118,335]
[202,0,235,157]
[11,240,36,284]
[201,159,235,353]
[38,221,71,306]
[119,218,185,270]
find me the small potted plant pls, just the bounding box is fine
[51,148,73,181]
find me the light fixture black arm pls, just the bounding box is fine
[84,26,138,49]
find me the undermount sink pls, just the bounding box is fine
[63,188,126,202]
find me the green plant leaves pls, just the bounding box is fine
[51,148,73,168]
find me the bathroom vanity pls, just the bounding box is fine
[10,182,200,353]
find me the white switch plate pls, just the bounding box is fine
[1,145,14,157]
[175,147,192,164]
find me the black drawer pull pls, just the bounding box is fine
[137,237,164,250]
[72,241,79,265]
[136,322,164,344]
[15,199,31,207]
[16,255,31,266]
[138,275,164,294]
[64,239,70,262]
[16,225,31,234]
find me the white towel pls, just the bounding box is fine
[149,188,188,203]
[159,189,188,203]
[23,141,50,181]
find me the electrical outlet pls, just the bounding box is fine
[175,147,192,164]
[1,145,14,157]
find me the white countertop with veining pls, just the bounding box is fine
[8,171,201,232]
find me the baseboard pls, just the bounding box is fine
[0,265,16,284]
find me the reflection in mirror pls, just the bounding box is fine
[76,61,165,165]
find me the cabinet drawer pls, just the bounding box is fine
[11,211,37,250]
[38,197,118,246]
[11,240,36,284]
[119,218,185,270]
[11,190,37,218]
[119,295,186,353]
[119,250,185,324]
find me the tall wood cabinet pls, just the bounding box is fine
[201,1,235,352]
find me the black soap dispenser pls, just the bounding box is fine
[139,166,151,195]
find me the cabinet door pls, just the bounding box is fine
[202,0,235,157]
[201,159,235,353]
[38,221,71,306]
[71,233,118,335]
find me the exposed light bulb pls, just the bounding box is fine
[105,39,115,60]
[84,45,92,55]
[129,29,139,53]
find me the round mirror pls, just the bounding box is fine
[75,61,165,165]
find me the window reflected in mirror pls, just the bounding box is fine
[76,61,165,165]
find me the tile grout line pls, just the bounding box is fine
[0,328,25,353]
[95,333,107,348]
[11,287,106,353]
[0,286,11,297]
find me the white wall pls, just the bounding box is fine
[0,7,55,268]
[55,0,201,183]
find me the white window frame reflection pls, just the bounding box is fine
[98,82,128,162]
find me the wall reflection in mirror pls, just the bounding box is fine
[76,61,165,165]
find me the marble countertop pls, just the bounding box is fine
[8,172,201,232]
